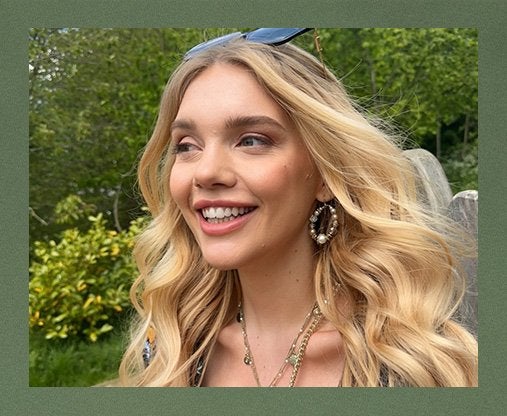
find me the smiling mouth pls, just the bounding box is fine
[200,206,256,223]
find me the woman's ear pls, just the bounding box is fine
[316,182,333,203]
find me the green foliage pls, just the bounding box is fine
[29,331,125,386]
[29,210,147,342]
[29,28,215,242]
[54,194,96,224]
[318,28,478,143]
[441,140,479,194]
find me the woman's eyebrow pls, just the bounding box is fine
[170,119,196,133]
[170,115,286,134]
[224,115,286,131]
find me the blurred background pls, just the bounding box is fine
[28,28,478,386]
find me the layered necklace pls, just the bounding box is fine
[237,301,323,387]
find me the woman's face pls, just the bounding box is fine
[169,63,324,270]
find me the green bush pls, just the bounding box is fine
[441,140,478,194]
[29,213,146,342]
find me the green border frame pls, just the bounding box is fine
[2,0,507,414]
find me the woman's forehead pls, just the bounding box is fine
[176,63,290,125]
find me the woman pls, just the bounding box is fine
[119,28,477,387]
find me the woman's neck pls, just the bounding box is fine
[236,247,317,333]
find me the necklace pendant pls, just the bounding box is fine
[244,355,252,366]
[288,354,299,366]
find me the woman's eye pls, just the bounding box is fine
[238,135,269,147]
[172,142,197,154]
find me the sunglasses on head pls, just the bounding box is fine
[184,28,312,60]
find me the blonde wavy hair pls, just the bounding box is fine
[119,39,478,387]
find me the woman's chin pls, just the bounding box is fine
[211,265,236,272]
[203,257,241,271]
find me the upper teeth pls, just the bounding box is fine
[202,207,253,219]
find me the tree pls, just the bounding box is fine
[29,28,478,244]
[315,28,478,159]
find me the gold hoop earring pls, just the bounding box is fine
[309,201,338,245]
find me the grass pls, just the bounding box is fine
[29,329,127,387]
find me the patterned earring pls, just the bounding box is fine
[309,201,338,245]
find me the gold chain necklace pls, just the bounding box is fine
[237,302,323,387]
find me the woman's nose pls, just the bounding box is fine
[193,146,237,189]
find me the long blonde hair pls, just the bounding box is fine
[119,39,477,386]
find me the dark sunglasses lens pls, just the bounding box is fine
[184,32,242,59]
[245,28,311,45]
[184,28,312,60]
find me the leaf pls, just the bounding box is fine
[83,297,94,309]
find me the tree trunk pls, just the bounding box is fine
[462,113,470,159]
[352,30,377,96]
[113,185,122,232]
[436,120,442,160]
